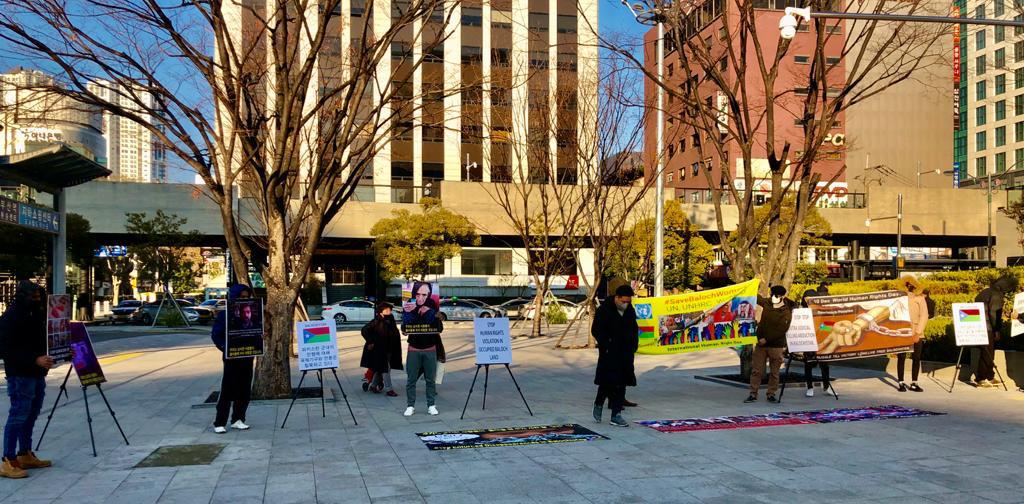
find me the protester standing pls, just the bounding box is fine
[0,281,53,479]
[973,275,1017,388]
[211,284,255,433]
[746,285,794,404]
[360,302,403,396]
[403,318,445,416]
[896,276,929,392]
[592,285,639,427]
[800,289,831,398]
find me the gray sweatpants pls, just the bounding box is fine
[405,350,437,407]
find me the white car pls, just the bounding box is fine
[521,299,582,320]
[321,300,376,324]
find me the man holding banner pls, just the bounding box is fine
[211,284,257,433]
[592,285,638,427]
[745,286,794,404]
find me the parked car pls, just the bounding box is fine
[459,299,507,317]
[521,298,582,321]
[110,300,143,324]
[497,298,532,319]
[437,299,500,321]
[320,299,385,324]
[199,298,227,312]
[132,299,210,325]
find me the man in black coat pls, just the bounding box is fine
[591,285,639,427]
[360,302,403,396]
[974,275,1017,387]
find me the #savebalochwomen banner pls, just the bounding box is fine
[805,291,915,361]
[634,280,759,355]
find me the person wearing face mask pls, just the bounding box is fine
[745,285,795,404]
[591,285,639,427]
[211,284,256,433]
[896,276,929,392]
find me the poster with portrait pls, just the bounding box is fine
[296,319,339,371]
[804,291,914,361]
[402,281,442,334]
[68,323,105,387]
[225,298,265,359]
[634,280,759,355]
[46,294,72,364]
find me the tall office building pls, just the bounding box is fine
[220,0,599,202]
[89,81,168,182]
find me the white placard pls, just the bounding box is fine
[785,308,820,353]
[474,318,512,365]
[951,302,990,347]
[296,319,339,371]
[1011,293,1024,337]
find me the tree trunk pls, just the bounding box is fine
[251,216,294,399]
[110,275,120,306]
[531,291,544,337]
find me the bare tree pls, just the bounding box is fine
[0,0,462,397]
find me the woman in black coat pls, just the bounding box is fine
[591,285,639,427]
[360,302,404,396]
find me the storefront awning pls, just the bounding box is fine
[0,144,111,193]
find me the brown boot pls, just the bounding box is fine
[0,458,28,479]
[17,451,51,469]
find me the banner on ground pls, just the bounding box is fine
[46,294,72,364]
[402,281,442,334]
[951,302,989,346]
[474,317,512,365]
[804,291,914,361]
[634,280,759,355]
[416,424,608,450]
[1011,293,1024,337]
[68,323,105,386]
[785,308,820,353]
[296,319,339,371]
[225,298,264,359]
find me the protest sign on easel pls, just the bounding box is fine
[281,319,357,428]
[461,318,532,419]
[949,302,1008,392]
[1011,293,1024,337]
[37,323,129,457]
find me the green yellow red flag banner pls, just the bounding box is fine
[634,280,760,355]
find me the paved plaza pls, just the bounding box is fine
[1,324,1023,503]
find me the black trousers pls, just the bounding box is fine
[897,341,924,382]
[976,334,997,382]
[803,360,831,389]
[595,385,626,415]
[215,358,254,427]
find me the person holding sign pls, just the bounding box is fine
[799,289,831,398]
[0,281,53,479]
[895,276,929,392]
[211,284,256,433]
[360,302,403,396]
[745,286,794,404]
[591,285,639,428]
[973,275,1017,388]
[402,282,446,417]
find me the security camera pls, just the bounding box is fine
[780,7,811,40]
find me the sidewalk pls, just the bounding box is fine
[1,326,1023,503]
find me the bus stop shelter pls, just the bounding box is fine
[0,144,111,294]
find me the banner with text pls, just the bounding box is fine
[474,318,512,365]
[805,291,914,361]
[296,320,340,371]
[634,280,759,355]
[951,302,990,346]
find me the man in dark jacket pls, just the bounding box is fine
[360,301,403,396]
[211,284,255,433]
[0,281,54,478]
[591,285,639,427]
[745,285,795,403]
[973,275,1017,387]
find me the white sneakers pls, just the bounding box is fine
[404,407,415,417]
[427,406,439,416]
[805,388,815,397]
[231,420,250,430]
[213,426,227,434]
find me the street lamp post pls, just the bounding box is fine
[915,162,941,188]
[622,0,665,296]
[864,193,903,276]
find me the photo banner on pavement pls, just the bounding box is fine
[296,319,339,371]
[1011,293,1024,337]
[46,294,72,364]
[474,317,512,365]
[634,279,759,355]
[785,308,820,353]
[69,322,106,387]
[402,281,442,334]
[416,424,608,450]
[805,291,914,361]
[225,298,265,359]
[951,302,990,346]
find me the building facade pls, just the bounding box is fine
[89,81,168,183]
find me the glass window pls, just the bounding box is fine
[996,0,1005,16]
[1017,41,1024,63]
[492,9,512,29]
[997,100,1007,120]
[996,48,1006,68]
[1017,68,1024,89]
[1016,121,1024,142]
[996,126,1006,146]
[977,81,987,100]
[997,74,1006,94]
[975,5,985,19]
[462,7,482,26]
[1016,148,1024,171]
[461,45,482,64]
[997,152,1007,172]
[1017,14,1024,36]
[996,25,1005,43]
[977,131,987,150]
[977,105,987,126]
[557,14,577,34]
[977,55,987,75]
[461,249,513,275]
[976,29,986,50]
[794,55,810,64]
[528,12,548,31]
[492,47,511,67]
[977,156,987,176]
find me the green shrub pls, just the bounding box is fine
[794,263,829,285]
[546,303,568,324]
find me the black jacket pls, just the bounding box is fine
[975,282,1012,341]
[360,316,404,372]
[591,296,639,387]
[757,296,795,348]
[0,284,47,378]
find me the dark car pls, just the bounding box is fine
[110,300,143,324]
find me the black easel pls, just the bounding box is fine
[460,363,533,419]
[281,368,357,428]
[948,346,1009,393]
[778,354,838,402]
[36,366,130,457]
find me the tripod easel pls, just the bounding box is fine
[948,346,1009,392]
[280,368,357,428]
[36,366,129,457]
[460,363,533,420]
